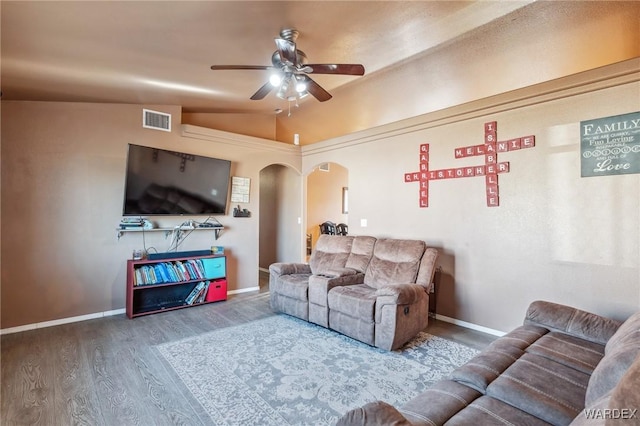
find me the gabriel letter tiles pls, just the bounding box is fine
[404,121,535,207]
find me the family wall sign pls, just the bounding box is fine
[404,121,535,207]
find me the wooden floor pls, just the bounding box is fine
[1,272,496,426]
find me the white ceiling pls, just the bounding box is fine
[1,1,533,115]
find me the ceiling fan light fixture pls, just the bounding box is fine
[295,80,307,93]
[269,73,283,87]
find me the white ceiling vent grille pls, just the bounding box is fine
[142,109,171,132]
[319,163,330,172]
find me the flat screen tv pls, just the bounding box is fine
[122,144,231,216]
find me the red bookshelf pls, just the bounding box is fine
[126,254,227,318]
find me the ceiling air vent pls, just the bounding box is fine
[319,163,330,172]
[142,109,171,132]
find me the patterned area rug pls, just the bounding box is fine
[156,314,478,426]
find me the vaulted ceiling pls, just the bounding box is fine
[2,1,638,144]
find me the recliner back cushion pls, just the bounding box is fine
[309,235,354,275]
[364,239,426,289]
[345,236,377,273]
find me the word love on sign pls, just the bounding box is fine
[404,121,535,207]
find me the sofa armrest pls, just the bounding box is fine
[336,401,413,426]
[524,300,621,345]
[269,262,311,277]
[375,284,425,305]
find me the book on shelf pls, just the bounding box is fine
[195,281,210,304]
[185,281,206,305]
[133,257,215,287]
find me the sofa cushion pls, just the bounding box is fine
[486,324,548,352]
[364,239,425,289]
[585,342,640,408]
[451,348,522,393]
[608,353,640,421]
[445,396,553,426]
[400,380,482,425]
[526,331,605,374]
[584,311,640,407]
[572,355,640,425]
[524,300,622,345]
[605,310,640,354]
[335,401,412,426]
[309,235,353,275]
[569,391,611,426]
[487,353,590,425]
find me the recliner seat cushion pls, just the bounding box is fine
[271,273,312,300]
[328,284,377,319]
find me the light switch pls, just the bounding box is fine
[360,219,368,227]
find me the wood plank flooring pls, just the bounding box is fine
[1,272,496,425]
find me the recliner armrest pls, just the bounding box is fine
[320,267,359,278]
[269,262,312,276]
[524,300,621,345]
[375,284,425,305]
[309,272,364,292]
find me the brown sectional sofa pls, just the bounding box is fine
[337,300,640,426]
[269,234,438,350]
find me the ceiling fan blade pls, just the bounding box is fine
[250,82,274,100]
[304,64,365,76]
[210,65,272,71]
[304,76,332,102]
[275,38,297,66]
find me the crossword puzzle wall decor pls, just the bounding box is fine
[404,121,535,207]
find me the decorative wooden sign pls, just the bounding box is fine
[581,111,640,177]
[404,121,535,207]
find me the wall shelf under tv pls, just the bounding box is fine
[116,226,224,240]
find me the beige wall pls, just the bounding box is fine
[182,112,277,141]
[302,60,640,333]
[1,102,301,329]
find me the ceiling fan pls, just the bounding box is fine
[210,28,365,103]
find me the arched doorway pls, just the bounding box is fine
[258,164,303,287]
[306,162,349,256]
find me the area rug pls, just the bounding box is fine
[156,314,478,426]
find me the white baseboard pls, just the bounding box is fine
[1,286,264,335]
[3,291,501,339]
[0,308,127,336]
[434,313,506,337]
[228,286,261,295]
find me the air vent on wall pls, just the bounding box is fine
[319,163,330,172]
[142,109,171,132]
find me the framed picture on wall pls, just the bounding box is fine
[342,187,349,214]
